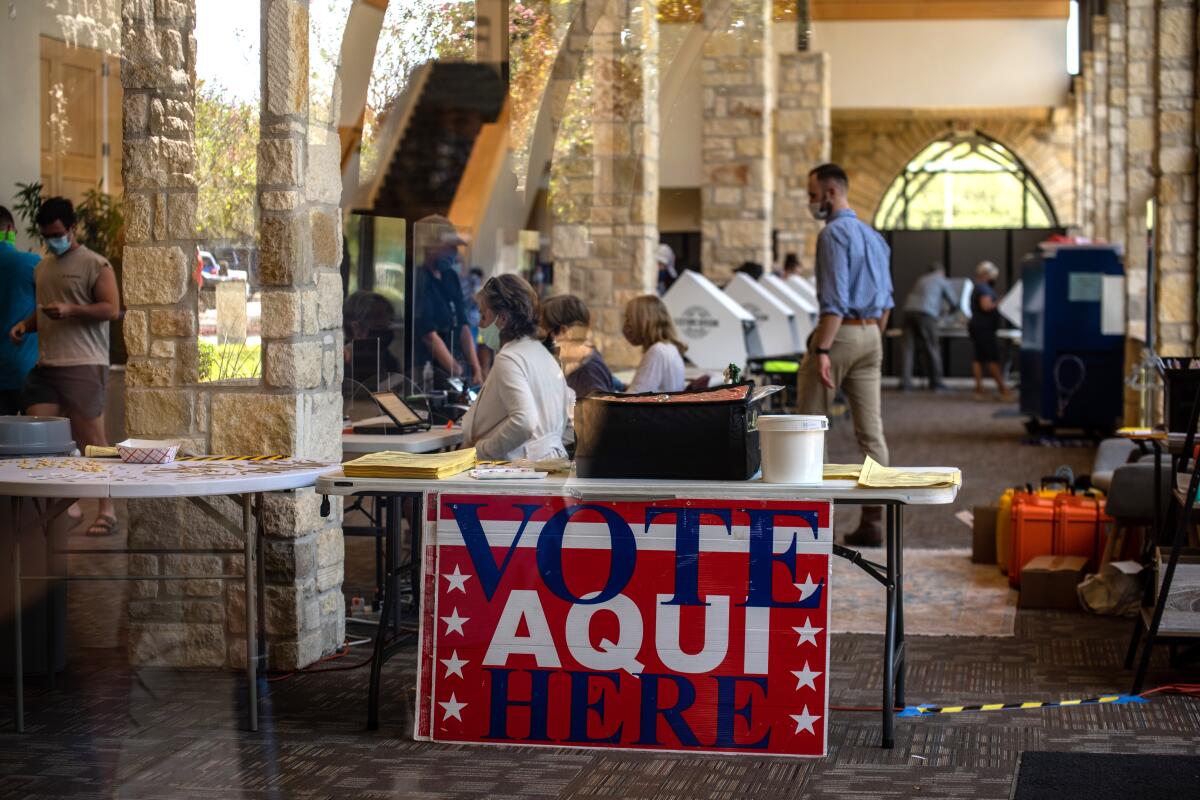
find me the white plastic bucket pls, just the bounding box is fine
[758,415,828,484]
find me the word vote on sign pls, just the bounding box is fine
[416,493,833,757]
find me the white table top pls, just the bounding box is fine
[342,423,463,455]
[316,468,960,505]
[0,457,334,499]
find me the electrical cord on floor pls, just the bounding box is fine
[832,684,1200,716]
[264,627,419,684]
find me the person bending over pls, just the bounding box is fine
[541,294,622,398]
[462,274,571,461]
[622,295,686,394]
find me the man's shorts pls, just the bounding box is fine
[23,365,109,419]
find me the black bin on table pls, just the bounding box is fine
[0,416,75,676]
[574,382,769,481]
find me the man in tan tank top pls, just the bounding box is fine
[8,197,121,536]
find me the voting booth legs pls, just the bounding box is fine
[8,494,267,733]
[350,490,908,750]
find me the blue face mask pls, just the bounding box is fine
[45,235,70,256]
[479,321,502,351]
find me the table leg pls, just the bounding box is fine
[1153,443,1162,551]
[410,494,423,613]
[882,502,897,749]
[894,504,906,708]
[243,494,258,732]
[388,496,402,632]
[43,501,56,691]
[11,497,23,733]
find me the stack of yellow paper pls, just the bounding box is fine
[857,456,961,489]
[343,448,477,479]
[823,463,863,480]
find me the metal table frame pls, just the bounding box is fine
[319,474,948,749]
[8,492,266,733]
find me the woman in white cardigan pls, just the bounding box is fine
[461,274,572,461]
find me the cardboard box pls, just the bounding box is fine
[1018,555,1088,609]
[972,506,998,564]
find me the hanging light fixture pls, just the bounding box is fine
[796,0,811,52]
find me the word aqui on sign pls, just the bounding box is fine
[416,493,834,757]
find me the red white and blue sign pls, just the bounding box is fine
[416,493,833,757]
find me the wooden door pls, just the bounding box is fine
[39,37,123,203]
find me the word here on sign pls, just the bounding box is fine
[415,493,833,757]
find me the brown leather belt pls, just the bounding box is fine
[842,318,881,326]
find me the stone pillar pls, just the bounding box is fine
[1107,3,1129,252]
[1153,0,1197,356]
[551,0,659,368]
[121,0,220,667]
[1125,0,1156,345]
[234,0,346,669]
[1090,16,1110,241]
[774,51,830,274]
[120,0,345,671]
[1079,52,1096,237]
[700,0,773,282]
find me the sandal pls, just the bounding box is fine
[85,513,121,537]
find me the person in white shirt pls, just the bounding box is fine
[462,274,572,460]
[622,295,687,394]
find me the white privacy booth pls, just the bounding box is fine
[761,274,816,351]
[725,273,800,357]
[787,275,821,315]
[662,271,759,371]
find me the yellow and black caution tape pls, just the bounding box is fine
[899,694,1147,718]
[177,454,289,462]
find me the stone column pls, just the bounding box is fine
[1153,0,1197,356]
[774,51,830,274]
[1090,16,1110,241]
[120,0,345,671]
[551,0,659,368]
[1107,2,1129,252]
[121,0,222,667]
[700,0,773,282]
[1125,0,1156,345]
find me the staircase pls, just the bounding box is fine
[370,62,507,223]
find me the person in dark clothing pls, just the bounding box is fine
[900,262,958,392]
[540,294,622,398]
[412,215,482,386]
[968,260,1013,401]
[343,290,400,388]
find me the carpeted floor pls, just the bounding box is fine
[830,547,1017,637]
[4,389,1198,800]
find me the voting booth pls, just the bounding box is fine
[662,271,759,370]
[761,274,816,351]
[786,276,820,317]
[725,273,801,357]
[416,492,833,756]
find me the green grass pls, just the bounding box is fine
[198,341,262,382]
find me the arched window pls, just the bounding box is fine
[875,133,1058,230]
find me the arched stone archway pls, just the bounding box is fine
[830,108,1077,229]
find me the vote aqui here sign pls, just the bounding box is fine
[416,493,833,757]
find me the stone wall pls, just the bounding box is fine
[1124,0,1153,344]
[700,0,774,282]
[830,109,1077,228]
[121,0,345,671]
[1090,17,1110,242]
[550,0,659,369]
[1152,0,1196,356]
[774,51,830,274]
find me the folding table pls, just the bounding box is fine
[316,469,959,748]
[1,457,331,733]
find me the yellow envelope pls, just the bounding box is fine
[857,456,961,489]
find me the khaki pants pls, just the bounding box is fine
[797,323,890,466]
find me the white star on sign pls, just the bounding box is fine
[793,574,821,602]
[791,661,822,691]
[441,608,469,636]
[790,705,821,735]
[792,618,823,648]
[441,650,468,679]
[443,565,472,594]
[439,693,467,722]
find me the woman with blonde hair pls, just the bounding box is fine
[622,294,687,393]
[969,260,1013,402]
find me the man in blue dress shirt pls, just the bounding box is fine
[0,206,39,414]
[797,164,894,546]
